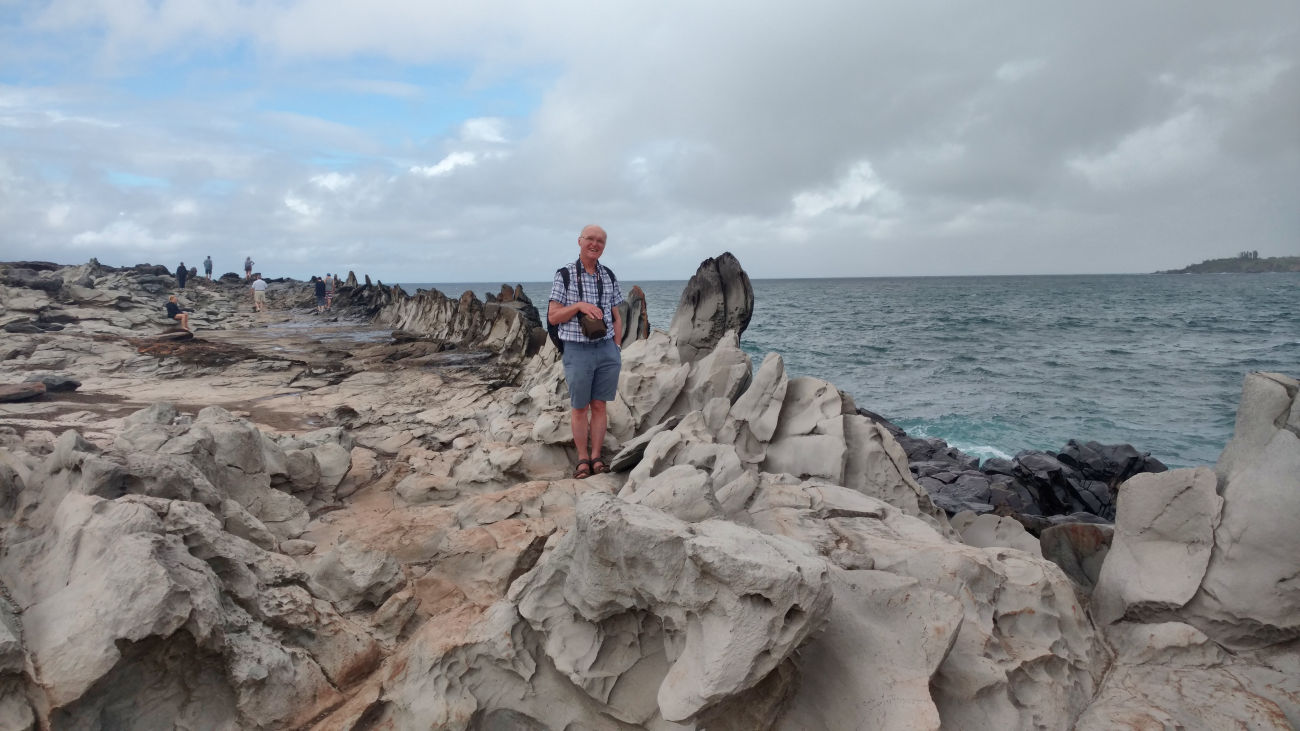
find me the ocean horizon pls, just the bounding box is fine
[400,272,1300,469]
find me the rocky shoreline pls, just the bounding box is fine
[1,255,1297,729]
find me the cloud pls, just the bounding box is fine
[410,151,477,177]
[311,172,355,191]
[792,161,899,218]
[460,117,507,144]
[1068,109,1217,191]
[0,1,1294,282]
[283,193,321,218]
[631,234,689,260]
[71,219,188,250]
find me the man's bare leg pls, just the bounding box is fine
[589,400,610,471]
[571,405,591,463]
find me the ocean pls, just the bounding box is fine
[401,273,1300,469]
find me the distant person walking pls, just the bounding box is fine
[244,256,254,282]
[325,272,335,310]
[547,224,624,479]
[165,295,190,331]
[176,262,188,289]
[251,275,267,312]
[203,255,213,280]
[313,276,327,313]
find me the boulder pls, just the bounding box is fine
[512,491,832,724]
[22,374,81,392]
[1077,622,1300,729]
[668,252,754,362]
[1185,372,1300,648]
[0,383,45,402]
[304,540,405,612]
[775,568,963,731]
[1039,522,1113,591]
[616,284,652,348]
[1093,468,1221,625]
[951,511,1042,555]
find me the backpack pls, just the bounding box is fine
[547,262,617,354]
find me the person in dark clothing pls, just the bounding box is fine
[165,295,190,330]
[313,276,327,312]
[176,262,188,289]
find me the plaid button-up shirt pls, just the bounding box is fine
[549,262,624,342]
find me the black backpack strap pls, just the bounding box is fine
[574,259,605,311]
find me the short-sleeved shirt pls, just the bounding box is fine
[251,279,267,291]
[549,262,624,343]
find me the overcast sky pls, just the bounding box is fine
[1,1,1296,283]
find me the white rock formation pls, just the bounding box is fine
[3,257,1298,730]
[951,510,1043,555]
[1187,371,1300,648]
[1092,467,1221,625]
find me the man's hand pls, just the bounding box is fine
[578,302,603,319]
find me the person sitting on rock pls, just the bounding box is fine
[165,295,191,331]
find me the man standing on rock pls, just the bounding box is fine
[548,224,624,478]
[251,274,267,312]
[176,262,188,289]
[203,255,213,280]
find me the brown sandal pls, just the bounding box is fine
[590,457,609,474]
[573,459,593,479]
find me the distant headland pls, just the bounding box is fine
[1159,251,1300,274]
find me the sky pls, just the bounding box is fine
[0,1,1296,283]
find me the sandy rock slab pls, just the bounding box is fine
[355,491,833,729]
[1077,623,1300,730]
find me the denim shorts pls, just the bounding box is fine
[561,338,621,409]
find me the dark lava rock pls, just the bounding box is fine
[0,382,46,402]
[23,374,81,392]
[860,409,1162,521]
[1058,439,1167,484]
[925,471,994,514]
[3,320,64,333]
[4,261,61,272]
[391,330,428,343]
[38,310,79,325]
[1,268,63,292]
